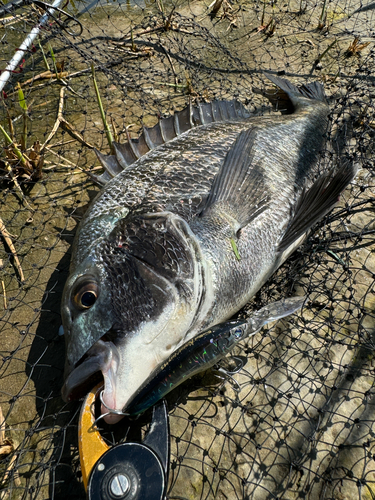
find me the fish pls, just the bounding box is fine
[61,75,357,424]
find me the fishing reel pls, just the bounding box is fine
[79,384,170,500]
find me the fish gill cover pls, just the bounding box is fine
[0,0,374,498]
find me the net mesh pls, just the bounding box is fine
[0,0,375,498]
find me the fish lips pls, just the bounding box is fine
[61,339,118,403]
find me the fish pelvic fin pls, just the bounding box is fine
[198,127,270,230]
[262,74,327,114]
[277,160,358,254]
[91,101,251,187]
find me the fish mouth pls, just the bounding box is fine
[62,338,121,423]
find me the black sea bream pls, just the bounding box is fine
[61,75,356,423]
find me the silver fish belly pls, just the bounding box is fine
[61,75,356,423]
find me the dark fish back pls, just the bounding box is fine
[74,105,256,265]
[74,79,329,266]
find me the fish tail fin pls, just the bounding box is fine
[262,74,327,113]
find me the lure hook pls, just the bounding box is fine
[99,389,130,416]
[215,367,241,392]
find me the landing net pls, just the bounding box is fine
[0,1,375,498]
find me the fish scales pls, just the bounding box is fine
[73,121,250,267]
[73,112,322,268]
[61,76,357,423]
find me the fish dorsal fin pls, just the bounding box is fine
[92,100,251,186]
[277,161,357,253]
[198,127,270,230]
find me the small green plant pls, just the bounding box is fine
[91,63,113,151]
[17,83,28,151]
[38,39,50,71]
[0,85,43,186]
[230,237,241,261]
[49,45,60,79]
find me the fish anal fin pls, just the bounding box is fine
[198,127,270,231]
[278,161,357,253]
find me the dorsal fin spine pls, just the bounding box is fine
[210,102,216,121]
[93,100,251,187]
[159,119,167,143]
[174,112,181,136]
[188,102,194,128]
[125,128,141,160]
[112,143,129,169]
[95,149,121,177]
[142,126,155,150]
[198,103,205,125]
[159,118,170,143]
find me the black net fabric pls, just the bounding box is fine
[0,1,375,498]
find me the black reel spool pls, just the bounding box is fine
[87,401,169,500]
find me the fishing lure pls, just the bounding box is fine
[112,296,305,416]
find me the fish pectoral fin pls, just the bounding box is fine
[277,160,358,254]
[198,127,270,230]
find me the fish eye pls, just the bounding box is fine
[234,327,244,338]
[73,281,99,310]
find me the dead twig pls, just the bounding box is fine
[44,146,76,167]
[40,88,94,154]
[48,139,75,148]
[60,121,94,149]
[209,0,224,19]
[0,444,12,457]
[40,87,65,153]
[0,406,20,491]
[2,164,34,211]
[16,65,81,97]
[119,25,164,41]
[1,280,6,310]
[0,218,24,282]
[0,452,21,489]
[17,70,68,88]
[0,406,4,444]
[7,60,135,97]
[345,37,371,56]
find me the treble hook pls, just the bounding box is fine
[213,367,242,392]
